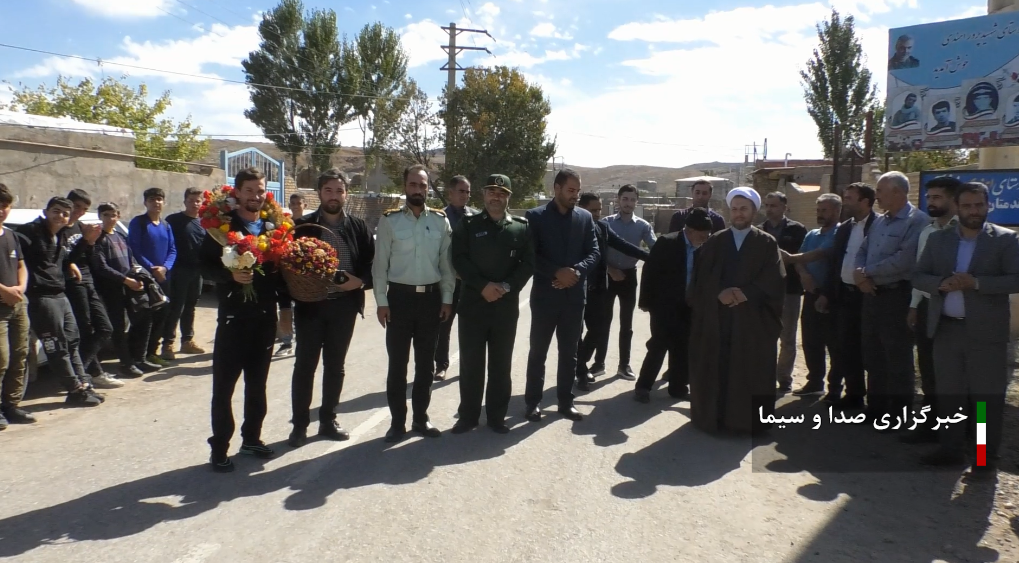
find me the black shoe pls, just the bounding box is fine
[318,421,350,441]
[525,405,542,422]
[0,412,7,430]
[634,389,651,404]
[239,441,275,459]
[86,387,105,403]
[835,396,866,411]
[558,405,583,421]
[1,406,35,424]
[210,453,235,473]
[585,373,595,384]
[384,425,406,443]
[900,429,938,444]
[669,385,690,400]
[777,383,792,394]
[821,392,841,404]
[66,389,101,407]
[119,364,145,378]
[433,369,447,382]
[451,419,478,434]
[135,361,161,373]
[589,363,606,377]
[411,420,441,438]
[488,422,510,434]
[288,428,308,448]
[576,378,591,392]
[792,382,825,396]
[617,365,636,381]
[920,449,967,467]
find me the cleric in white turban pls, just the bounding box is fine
[687,184,785,435]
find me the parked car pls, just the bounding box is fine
[4,209,129,381]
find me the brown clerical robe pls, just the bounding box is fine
[688,227,785,433]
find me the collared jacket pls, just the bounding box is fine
[294,209,375,315]
[524,201,600,305]
[820,211,876,305]
[590,219,649,293]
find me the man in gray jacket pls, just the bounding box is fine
[912,182,1019,476]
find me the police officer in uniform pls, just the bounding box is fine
[374,164,456,443]
[450,174,534,434]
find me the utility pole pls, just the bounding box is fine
[440,23,492,163]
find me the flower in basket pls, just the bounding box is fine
[281,237,340,279]
[221,232,264,302]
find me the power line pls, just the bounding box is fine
[0,42,413,102]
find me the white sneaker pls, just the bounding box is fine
[92,374,126,389]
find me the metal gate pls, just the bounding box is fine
[219,148,285,202]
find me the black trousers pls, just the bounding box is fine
[861,284,915,416]
[830,285,866,398]
[385,289,442,426]
[147,279,171,356]
[636,306,690,396]
[65,282,113,377]
[208,311,276,455]
[576,288,609,377]
[27,294,88,391]
[457,297,518,425]
[291,296,360,429]
[525,298,585,408]
[597,268,638,366]
[915,297,936,407]
[98,285,153,366]
[801,291,835,387]
[164,267,203,345]
[434,279,461,372]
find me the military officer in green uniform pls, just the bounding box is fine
[450,174,535,434]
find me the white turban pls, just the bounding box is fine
[726,187,761,210]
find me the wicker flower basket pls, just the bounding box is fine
[281,223,344,303]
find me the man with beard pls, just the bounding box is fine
[668,179,726,234]
[374,164,455,442]
[634,207,712,403]
[288,169,375,447]
[201,167,288,472]
[761,192,808,394]
[575,192,649,392]
[906,176,960,425]
[524,168,599,422]
[854,171,929,430]
[433,175,478,382]
[913,182,1019,475]
[450,174,533,434]
[688,187,785,434]
[791,194,842,399]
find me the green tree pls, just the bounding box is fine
[242,0,358,175]
[440,66,557,205]
[801,9,878,159]
[2,75,209,172]
[381,79,441,193]
[349,22,409,190]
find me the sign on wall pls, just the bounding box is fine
[919,169,1019,225]
[885,12,1019,153]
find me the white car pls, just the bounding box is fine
[3,209,129,381]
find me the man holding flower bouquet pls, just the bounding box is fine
[286,169,374,448]
[200,167,291,473]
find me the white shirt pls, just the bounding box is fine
[840,220,867,285]
[910,216,958,308]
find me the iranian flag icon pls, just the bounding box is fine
[976,402,987,467]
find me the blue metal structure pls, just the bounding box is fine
[219,148,285,201]
[919,169,1019,226]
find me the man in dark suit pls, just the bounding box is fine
[814,182,876,410]
[635,207,713,403]
[912,182,1019,475]
[575,192,649,391]
[524,168,600,422]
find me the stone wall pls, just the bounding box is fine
[0,124,225,218]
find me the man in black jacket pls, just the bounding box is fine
[16,197,103,407]
[815,182,876,410]
[164,187,208,358]
[201,167,289,472]
[575,192,649,391]
[288,169,375,448]
[634,207,712,402]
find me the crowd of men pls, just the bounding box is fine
[1,164,1012,479]
[0,184,208,425]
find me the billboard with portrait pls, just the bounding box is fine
[885,12,1019,153]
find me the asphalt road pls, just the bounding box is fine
[1,279,1017,563]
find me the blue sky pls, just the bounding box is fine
[0,0,989,168]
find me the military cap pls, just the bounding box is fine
[484,174,513,194]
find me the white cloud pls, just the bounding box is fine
[530,22,573,40]
[71,0,172,18]
[405,13,412,19]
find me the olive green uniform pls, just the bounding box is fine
[451,210,535,425]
